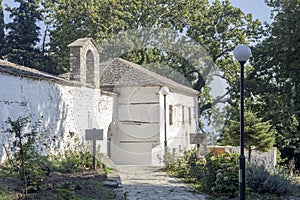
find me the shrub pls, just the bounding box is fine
[49,135,103,173]
[168,149,300,199]
[167,149,204,182]
[2,116,105,197]
[3,117,45,195]
[159,147,181,170]
[167,149,239,198]
[207,153,239,198]
[246,163,299,197]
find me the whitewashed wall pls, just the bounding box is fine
[152,90,198,165]
[0,72,114,162]
[110,86,160,165]
[108,85,198,166]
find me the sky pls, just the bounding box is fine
[1,0,273,136]
[2,0,272,23]
[229,0,272,23]
[2,0,273,100]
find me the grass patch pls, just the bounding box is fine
[0,187,13,200]
[0,168,116,200]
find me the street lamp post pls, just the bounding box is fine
[233,44,252,200]
[160,86,169,151]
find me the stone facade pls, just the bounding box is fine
[0,38,200,166]
[0,59,115,162]
[100,58,199,165]
[68,38,101,87]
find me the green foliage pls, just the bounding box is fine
[168,149,201,180]
[56,181,76,199]
[168,149,300,199]
[50,149,98,173]
[48,135,103,173]
[247,164,299,197]
[42,0,262,125]
[4,116,42,195]
[2,116,104,197]
[249,0,300,169]
[222,110,275,161]
[0,186,13,200]
[168,150,239,199]
[203,153,239,198]
[91,181,116,200]
[42,0,129,74]
[211,156,239,198]
[158,147,181,170]
[4,0,43,69]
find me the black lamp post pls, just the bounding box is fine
[160,86,169,151]
[233,44,252,200]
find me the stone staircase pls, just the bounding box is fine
[100,154,124,200]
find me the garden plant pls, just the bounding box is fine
[167,149,300,199]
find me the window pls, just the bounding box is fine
[188,107,191,124]
[86,50,95,85]
[182,105,184,123]
[169,105,173,125]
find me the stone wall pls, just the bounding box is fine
[208,146,277,169]
[0,71,114,162]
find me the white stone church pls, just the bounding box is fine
[0,38,199,166]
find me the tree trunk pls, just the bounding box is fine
[248,146,252,162]
[18,129,27,195]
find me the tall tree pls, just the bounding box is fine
[186,0,261,119]
[0,0,5,59]
[222,109,275,161]
[5,0,42,68]
[249,0,300,168]
[43,0,262,133]
[42,0,130,74]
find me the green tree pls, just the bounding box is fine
[223,110,275,161]
[0,0,5,59]
[249,0,300,168]
[4,117,39,195]
[5,0,42,69]
[43,0,262,133]
[42,0,130,74]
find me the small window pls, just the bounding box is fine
[182,105,184,123]
[169,105,173,125]
[86,50,95,85]
[188,107,191,124]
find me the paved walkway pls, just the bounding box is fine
[117,165,207,200]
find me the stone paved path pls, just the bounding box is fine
[117,165,207,200]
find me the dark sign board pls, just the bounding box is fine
[85,128,103,170]
[85,128,103,140]
[190,133,206,144]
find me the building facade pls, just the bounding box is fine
[0,38,200,166]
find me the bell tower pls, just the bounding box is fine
[68,38,100,88]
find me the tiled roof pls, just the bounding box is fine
[68,38,100,52]
[0,59,65,82]
[100,58,199,95]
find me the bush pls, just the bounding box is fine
[2,116,105,197]
[168,149,300,199]
[159,147,180,170]
[247,163,299,197]
[49,135,103,173]
[167,149,239,199]
[206,153,239,198]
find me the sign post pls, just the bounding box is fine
[85,128,103,170]
[190,133,207,158]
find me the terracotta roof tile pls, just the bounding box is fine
[0,59,64,82]
[100,58,199,95]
